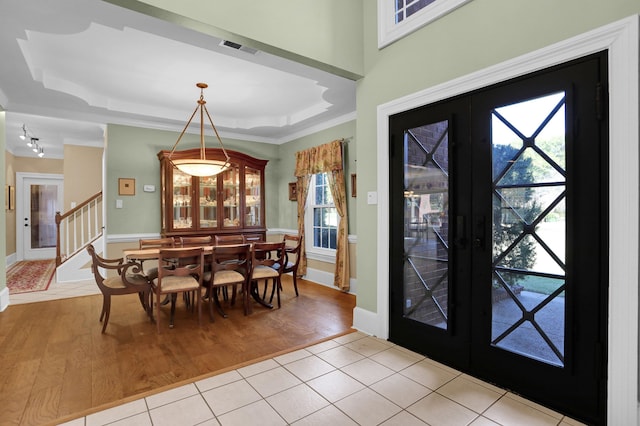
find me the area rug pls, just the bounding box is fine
[6,259,56,294]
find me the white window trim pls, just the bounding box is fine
[304,175,338,261]
[378,0,473,49]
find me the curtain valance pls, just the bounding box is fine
[294,140,343,177]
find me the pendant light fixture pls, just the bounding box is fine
[168,83,231,177]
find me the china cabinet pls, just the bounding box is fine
[158,148,268,240]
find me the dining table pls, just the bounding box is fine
[123,245,274,313]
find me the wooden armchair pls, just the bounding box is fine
[214,234,245,245]
[86,244,151,333]
[203,243,251,319]
[249,241,286,312]
[139,237,175,280]
[281,234,303,296]
[151,247,204,333]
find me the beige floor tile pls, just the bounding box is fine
[246,366,302,397]
[305,339,341,354]
[148,394,214,426]
[266,383,330,423]
[370,347,423,371]
[306,369,365,403]
[505,392,564,419]
[344,336,394,357]
[468,416,500,425]
[145,383,199,409]
[57,418,87,426]
[274,348,313,365]
[315,345,365,368]
[237,358,279,378]
[332,331,368,345]
[334,387,402,425]
[437,375,503,413]
[196,370,243,392]
[341,358,395,386]
[407,392,478,426]
[284,355,336,381]
[560,418,588,426]
[109,412,152,426]
[292,405,358,425]
[460,374,507,395]
[379,410,428,426]
[202,379,262,416]
[217,400,286,426]
[370,373,431,408]
[483,395,561,426]
[400,359,459,390]
[86,399,148,426]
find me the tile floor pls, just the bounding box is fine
[9,276,99,305]
[56,332,585,426]
[11,279,586,425]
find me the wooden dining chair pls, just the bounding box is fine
[179,235,213,247]
[138,237,175,280]
[271,234,303,297]
[86,244,152,333]
[151,247,204,333]
[214,234,245,245]
[249,241,286,313]
[203,243,251,319]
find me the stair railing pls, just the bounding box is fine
[55,191,103,266]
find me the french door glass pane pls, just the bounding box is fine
[30,184,58,248]
[403,120,450,329]
[491,92,566,367]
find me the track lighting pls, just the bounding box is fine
[20,125,45,158]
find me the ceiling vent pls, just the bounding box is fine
[220,40,258,55]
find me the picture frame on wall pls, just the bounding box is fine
[288,182,297,201]
[118,178,135,196]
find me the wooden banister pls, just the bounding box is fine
[55,191,103,266]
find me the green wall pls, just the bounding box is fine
[105,124,280,235]
[354,0,640,312]
[105,0,364,80]
[277,120,357,233]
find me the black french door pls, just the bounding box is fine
[389,52,608,425]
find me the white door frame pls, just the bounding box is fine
[360,16,639,425]
[16,172,64,261]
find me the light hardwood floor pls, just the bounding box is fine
[0,275,356,426]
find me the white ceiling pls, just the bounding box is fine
[0,0,356,159]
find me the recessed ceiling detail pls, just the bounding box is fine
[1,0,356,158]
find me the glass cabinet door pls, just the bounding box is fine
[245,166,262,227]
[172,169,193,230]
[221,167,240,228]
[199,175,218,229]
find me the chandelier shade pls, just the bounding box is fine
[168,83,231,177]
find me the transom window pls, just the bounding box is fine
[378,0,473,48]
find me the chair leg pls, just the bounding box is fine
[101,295,111,334]
[213,289,228,318]
[169,294,177,328]
[156,292,162,334]
[292,270,299,296]
[276,277,281,308]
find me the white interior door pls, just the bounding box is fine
[17,173,64,260]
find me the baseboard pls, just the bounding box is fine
[0,286,10,312]
[303,268,356,294]
[5,252,16,269]
[353,306,383,338]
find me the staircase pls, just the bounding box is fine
[55,191,103,282]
